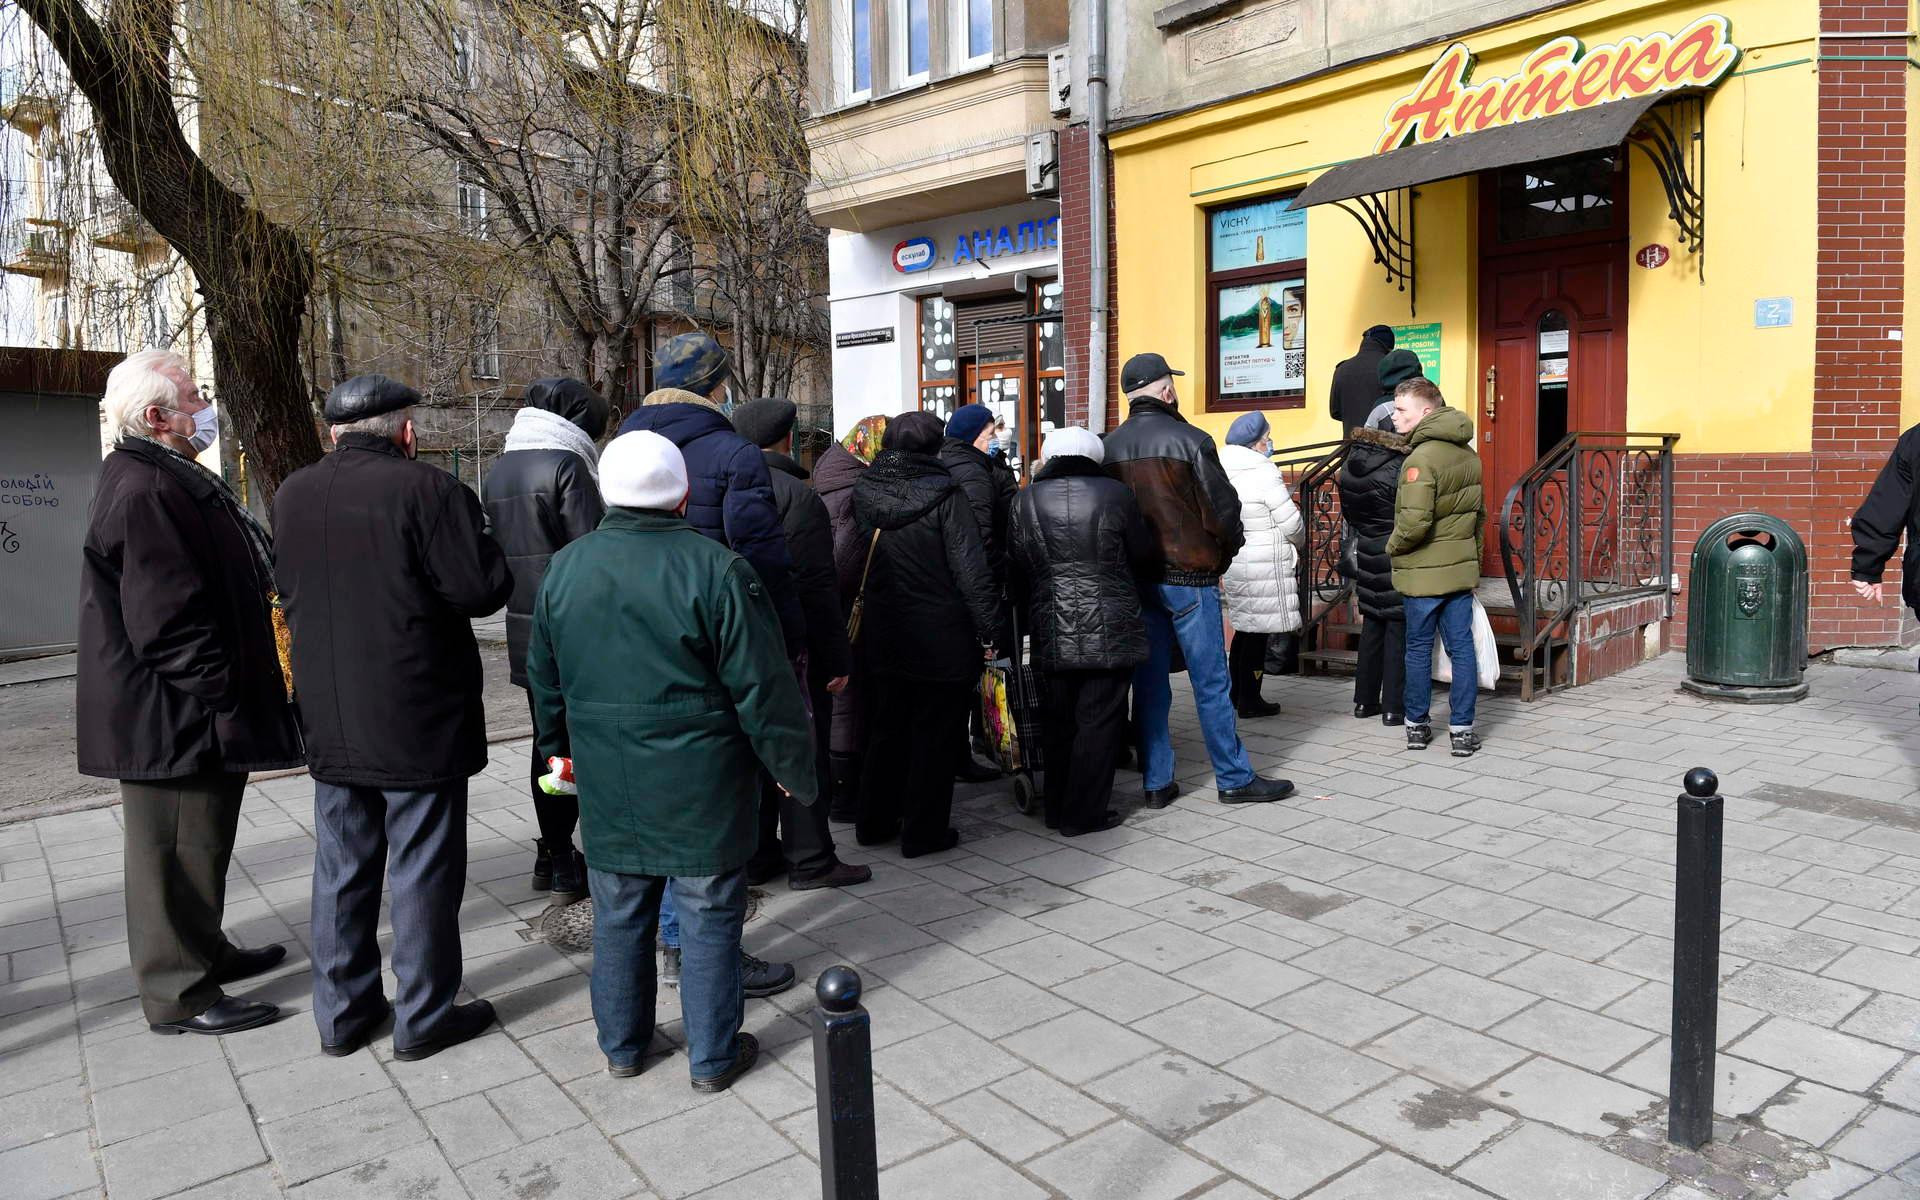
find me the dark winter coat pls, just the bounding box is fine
[527,508,815,877]
[1330,329,1394,433]
[273,434,512,789]
[812,441,868,606]
[851,449,1003,684]
[938,437,1017,581]
[481,385,607,687]
[76,438,304,780]
[765,450,853,680]
[1337,424,1411,621]
[1008,456,1154,671]
[1852,423,1920,616]
[1103,396,1245,586]
[1389,407,1486,597]
[617,391,803,650]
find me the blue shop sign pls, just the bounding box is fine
[950,216,1061,266]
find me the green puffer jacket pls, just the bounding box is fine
[1387,407,1486,597]
[526,507,816,877]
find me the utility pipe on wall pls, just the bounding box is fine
[1085,0,1111,434]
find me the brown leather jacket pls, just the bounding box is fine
[1103,397,1245,586]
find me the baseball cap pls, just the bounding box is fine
[1120,352,1184,393]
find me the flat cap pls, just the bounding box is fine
[324,374,420,424]
[730,397,797,449]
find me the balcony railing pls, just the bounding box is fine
[90,198,169,254]
[2,222,68,278]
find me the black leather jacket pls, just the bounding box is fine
[851,450,1002,683]
[1337,424,1411,621]
[1104,397,1244,586]
[1009,456,1156,671]
[483,446,604,686]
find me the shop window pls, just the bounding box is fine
[1206,194,1307,412]
[845,0,872,101]
[1496,151,1617,243]
[892,0,929,86]
[958,0,992,68]
[917,295,958,416]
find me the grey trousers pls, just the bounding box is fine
[310,780,468,1048]
[122,771,247,1024]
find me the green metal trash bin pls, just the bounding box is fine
[1682,513,1808,703]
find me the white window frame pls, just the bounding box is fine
[456,162,489,241]
[955,0,992,71]
[891,0,929,88]
[471,304,501,381]
[452,27,478,89]
[842,0,872,104]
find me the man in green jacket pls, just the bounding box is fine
[526,429,817,1093]
[1385,378,1487,757]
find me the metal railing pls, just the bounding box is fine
[1275,438,1353,671]
[1497,431,1678,699]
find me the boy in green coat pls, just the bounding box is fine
[527,429,817,1092]
[1385,378,1487,757]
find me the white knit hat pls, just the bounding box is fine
[1040,426,1104,465]
[600,430,689,511]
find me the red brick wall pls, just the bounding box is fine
[1804,0,1910,648]
[1059,124,1122,430]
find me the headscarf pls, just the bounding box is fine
[840,414,889,464]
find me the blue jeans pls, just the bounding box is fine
[589,866,746,1080]
[1134,583,1254,792]
[658,886,678,949]
[1403,592,1478,730]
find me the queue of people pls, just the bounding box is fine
[73,327,1508,1097]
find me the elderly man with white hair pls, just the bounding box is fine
[1006,427,1157,836]
[76,349,303,1036]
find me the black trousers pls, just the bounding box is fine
[752,667,837,879]
[1041,668,1131,832]
[525,691,579,851]
[1355,615,1407,714]
[859,674,970,855]
[1228,631,1270,709]
[122,770,247,1024]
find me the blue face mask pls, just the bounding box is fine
[164,403,218,452]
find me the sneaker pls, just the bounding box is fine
[1406,723,1433,751]
[742,951,796,999]
[549,846,587,905]
[690,1032,760,1093]
[790,861,873,890]
[1450,729,1483,758]
[659,945,681,988]
[393,1000,496,1062]
[1218,776,1296,805]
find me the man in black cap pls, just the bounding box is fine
[729,397,870,890]
[1331,326,1395,434]
[1104,353,1294,809]
[274,375,513,1060]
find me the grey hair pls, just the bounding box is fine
[103,349,192,440]
[331,408,413,441]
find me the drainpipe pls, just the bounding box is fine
[1084,0,1111,434]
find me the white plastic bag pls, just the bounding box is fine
[1432,597,1500,691]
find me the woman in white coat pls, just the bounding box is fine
[1219,411,1305,717]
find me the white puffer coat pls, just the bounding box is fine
[1219,442,1306,633]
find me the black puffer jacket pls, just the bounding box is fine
[938,437,1017,580]
[1337,424,1411,621]
[1008,456,1155,671]
[482,379,608,686]
[765,450,853,680]
[851,450,1002,684]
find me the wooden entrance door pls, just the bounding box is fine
[1477,154,1629,574]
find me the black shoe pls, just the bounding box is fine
[1406,723,1433,751]
[854,823,898,847]
[1354,703,1384,719]
[151,995,279,1036]
[320,1002,393,1057]
[955,756,1002,784]
[549,846,588,905]
[1382,712,1405,728]
[691,1032,760,1093]
[531,838,553,892]
[214,943,287,985]
[1218,776,1296,805]
[742,952,796,999]
[745,858,784,887]
[607,1058,644,1078]
[902,828,961,859]
[790,861,873,891]
[1143,785,1177,810]
[1450,730,1484,758]
[393,1000,496,1062]
[1236,699,1281,719]
[1062,811,1124,837]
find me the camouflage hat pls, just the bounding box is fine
[654,332,732,397]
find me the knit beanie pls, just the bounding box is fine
[599,430,689,511]
[945,404,994,445]
[1377,348,1426,394]
[1041,427,1104,464]
[1226,411,1270,447]
[885,411,945,455]
[730,398,797,449]
[1363,324,1395,351]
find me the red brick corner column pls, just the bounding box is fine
[1059,124,1121,431]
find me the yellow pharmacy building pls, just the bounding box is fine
[1073,0,1916,686]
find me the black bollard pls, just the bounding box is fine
[813,965,879,1199]
[1669,767,1723,1149]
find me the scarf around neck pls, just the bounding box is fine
[504,405,601,482]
